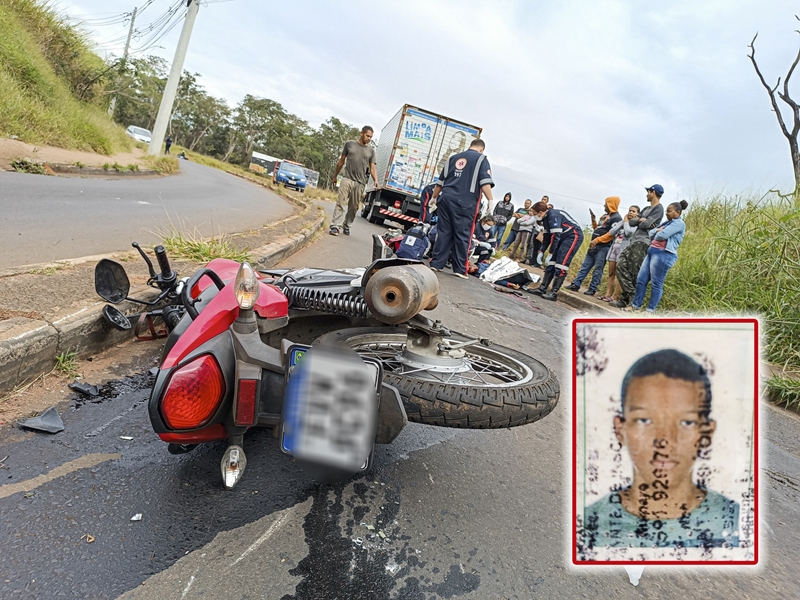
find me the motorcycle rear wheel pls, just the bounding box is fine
[313,327,559,429]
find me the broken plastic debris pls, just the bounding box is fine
[366,525,375,531]
[624,565,644,586]
[385,561,400,575]
[378,531,387,539]
[19,407,64,434]
[68,381,99,397]
[80,533,96,544]
[119,436,134,441]
[353,537,363,546]
[130,514,143,521]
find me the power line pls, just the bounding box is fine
[492,175,599,206]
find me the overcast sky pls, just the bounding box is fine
[62,0,800,220]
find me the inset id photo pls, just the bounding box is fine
[572,318,758,565]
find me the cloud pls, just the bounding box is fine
[65,0,800,213]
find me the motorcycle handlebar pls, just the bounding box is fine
[154,245,172,278]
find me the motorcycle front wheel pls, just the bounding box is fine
[314,327,559,429]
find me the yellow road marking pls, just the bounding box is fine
[0,453,120,499]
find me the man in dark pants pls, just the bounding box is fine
[529,201,584,301]
[165,134,172,155]
[429,139,495,278]
[611,184,665,308]
[566,196,622,295]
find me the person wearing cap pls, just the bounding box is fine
[428,139,495,278]
[566,196,622,295]
[611,185,665,308]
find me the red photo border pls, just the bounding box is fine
[571,317,759,566]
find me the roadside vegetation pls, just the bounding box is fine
[562,192,800,406]
[0,0,130,153]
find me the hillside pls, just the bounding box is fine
[0,0,130,154]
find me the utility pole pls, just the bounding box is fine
[147,0,199,156]
[107,6,137,118]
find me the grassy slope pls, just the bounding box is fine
[0,0,130,154]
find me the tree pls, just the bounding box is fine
[749,21,800,203]
[110,55,168,129]
[310,117,360,188]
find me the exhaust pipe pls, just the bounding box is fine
[364,265,439,324]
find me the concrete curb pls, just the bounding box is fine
[0,206,327,396]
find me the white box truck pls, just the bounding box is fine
[361,105,482,228]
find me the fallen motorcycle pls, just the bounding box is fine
[94,242,560,488]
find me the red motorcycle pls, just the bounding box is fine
[94,242,559,488]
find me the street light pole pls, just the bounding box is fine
[107,5,137,118]
[147,0,199,156]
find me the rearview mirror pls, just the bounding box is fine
[102,305,132,331]
[95,259,130,303]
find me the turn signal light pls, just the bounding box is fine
[161,355,225,429]
[235,262,260,310]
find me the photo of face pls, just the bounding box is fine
[573,319,757,564]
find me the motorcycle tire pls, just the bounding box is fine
[313,327,559,429]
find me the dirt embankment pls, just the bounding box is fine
[0,137,148,172]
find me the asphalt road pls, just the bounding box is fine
[0,161,294,269]
[0,214,798,599]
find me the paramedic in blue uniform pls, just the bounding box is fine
[419,182,437,224]
[529,201,584,300]
[428,139,495,278]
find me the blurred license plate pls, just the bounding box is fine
[282,345,379,471]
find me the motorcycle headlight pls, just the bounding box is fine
[234,262,260,310]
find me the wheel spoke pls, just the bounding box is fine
[347,337,532,387]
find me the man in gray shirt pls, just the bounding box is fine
[330,126,379,236]
[611,184,665,308]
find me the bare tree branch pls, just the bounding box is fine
[749,33,792,139]
[780,31,800,136]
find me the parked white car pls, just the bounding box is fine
[125,125,152,144]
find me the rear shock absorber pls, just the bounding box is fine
[284,287,370,318]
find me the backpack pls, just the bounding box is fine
[395,224,430,260]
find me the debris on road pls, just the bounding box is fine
[378,530,387,539]
[18,406,64,434]
[353,537,363,546]
[68,381,99,397]
[130,514,143,521]
[80,534,96,544]
[119,436,134,441]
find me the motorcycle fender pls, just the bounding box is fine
[375,383,407,444]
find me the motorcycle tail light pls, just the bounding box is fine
[161,355,225,430]
[234,379,258,426]
[393,200,401,209]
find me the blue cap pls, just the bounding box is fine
[645,184,664,195]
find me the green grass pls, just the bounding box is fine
[0,0,131,153]
[162,232,251,263]
[658,193,800,367]
[10,157,46,174]
[156,224,251,263]
[142,155,178,174]
[767,374,800,410]
[55,347,79,378]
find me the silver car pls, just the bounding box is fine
[125,125,152,144]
